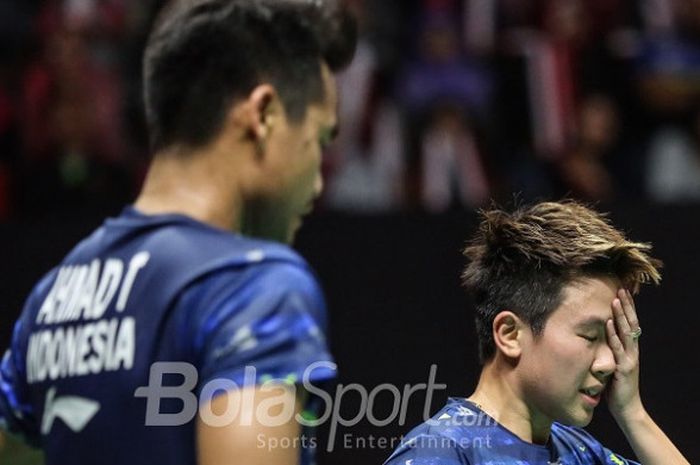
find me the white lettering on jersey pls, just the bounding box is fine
[35,252,151,325]
[26,317,136,384]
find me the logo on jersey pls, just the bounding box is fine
[41,387,101,435]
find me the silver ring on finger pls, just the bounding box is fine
[628,327,642,341]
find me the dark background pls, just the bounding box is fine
[2,203,698,464]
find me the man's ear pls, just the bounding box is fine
[492,311,525,360]
[247,84,277,142]
[223,84,278,152]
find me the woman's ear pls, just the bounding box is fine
[492,311,526,360]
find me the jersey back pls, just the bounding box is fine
[0,207,334,465]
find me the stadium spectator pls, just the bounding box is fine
[646,104,700,202]
[19,5,132,214]
[397,5,495,210]
[552,94,620,202]
[324,0,406,212]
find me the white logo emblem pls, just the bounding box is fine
[41,387,101,435]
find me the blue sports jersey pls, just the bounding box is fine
[384,398,639,465]
[0,207,335,465]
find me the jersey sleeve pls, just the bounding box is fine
[0,318,40,446]
[183,261,336,394]
[0,270,56,446]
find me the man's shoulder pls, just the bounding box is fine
[62,208,308,280]
[19,208,317,329]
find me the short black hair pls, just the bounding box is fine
[462,201,662,364]
[143,0,357,151]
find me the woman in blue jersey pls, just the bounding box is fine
[385,200,690,465]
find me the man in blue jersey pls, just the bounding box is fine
[385,201,690,465]
[0,1,356,464]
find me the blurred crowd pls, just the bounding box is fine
[2,0,700,221]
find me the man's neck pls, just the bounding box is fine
[134,146,244,232]
[468,362,553,445]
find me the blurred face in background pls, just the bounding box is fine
[675,0,700,35]
[545,0,587,42]
[420,17,460,64]
[579,95,619,153]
